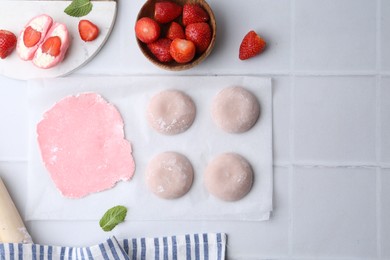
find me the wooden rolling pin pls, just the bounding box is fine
[0,177,33,243]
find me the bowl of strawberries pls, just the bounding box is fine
[135,0,216,71]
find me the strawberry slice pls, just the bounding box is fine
[154,1,182,24]
[239,30,266,60]
[185,22,211,54]
[41,36,61,57]
[170,38,196,63]
[182,4,209,26]
[147,38,173,63]
[167,22,185,40]
[0,30,17,59]
[23,26,42,47]
[78,20,99,42]
[33,22,70,69]
[135,17,161,44]
[17,14,53,61]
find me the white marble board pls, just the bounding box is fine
[0,0,117,80]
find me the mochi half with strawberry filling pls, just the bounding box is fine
[33,22,70,69]
[37,93,136,198]
[17,14,53,61]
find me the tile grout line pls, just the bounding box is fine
[376,0,382,71]
[290,0,296,76]
[274,161,390,169]
[376,167,382,259]
[287,0,296,254]
[375,0,382,257]
[0,158,28,163]
[376,76,382,259]
[75,70,390,77]
[277,162,387,168]
[290,70,388,76]
[287,163,294,257]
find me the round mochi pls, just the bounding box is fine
[147,90,196,135]
[145,152,194,199]
[204,153,254,201]
[211,86,260,133]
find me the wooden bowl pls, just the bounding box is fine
[136,0,217,71]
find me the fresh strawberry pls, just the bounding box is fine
[170,38,195,63]
[41,36,62,57]
[147,38,173,62]
[239,30,266,60]
[0,30,17,59]
[154,1,182,24]
[185,22,211,54]
[167,22,185,40]
[78,20,99,42]
[23,26,42,47]
[135,17,161,44]
[182,4,209,26]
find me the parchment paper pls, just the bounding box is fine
[26,76,272,221]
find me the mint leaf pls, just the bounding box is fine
[64,0,93,17]
[99,205,127,232]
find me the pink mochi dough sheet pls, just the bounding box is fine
[37,92,135,198]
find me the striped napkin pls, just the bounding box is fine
[0,233,226,260]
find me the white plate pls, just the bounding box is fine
[0,0,116,80]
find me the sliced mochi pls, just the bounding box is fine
[32,22,70,69]
[17,14,53,61]
[37,93,135,198]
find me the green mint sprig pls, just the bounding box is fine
[64,0,93,17]
[99,205,127,232]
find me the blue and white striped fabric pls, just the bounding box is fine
[0,237,128,260]
[0,233,226,260]
[121,233,226,260]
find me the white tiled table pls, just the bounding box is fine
[0,0,389,259]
